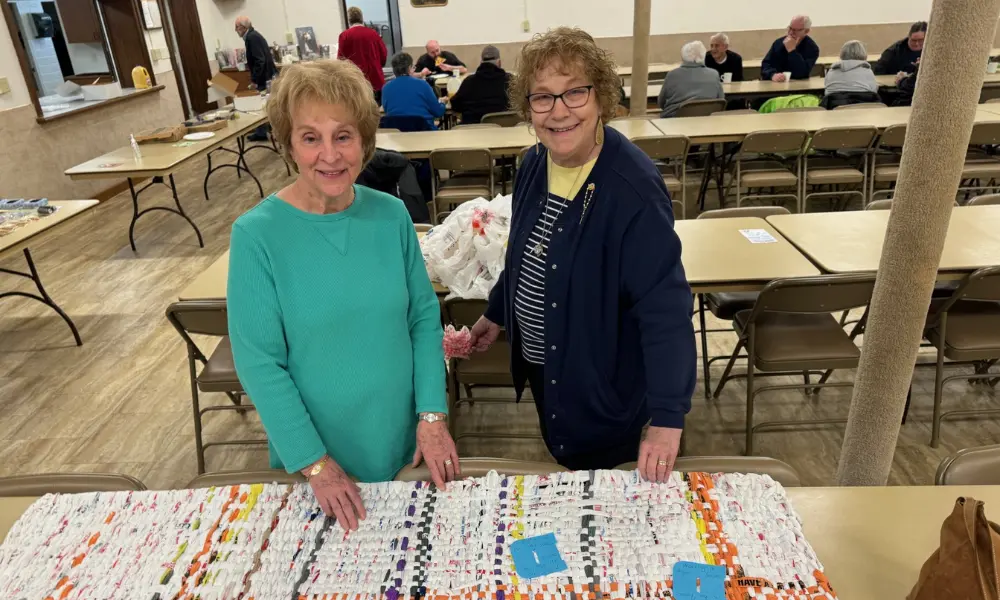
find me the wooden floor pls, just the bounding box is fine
[2,147,999,490]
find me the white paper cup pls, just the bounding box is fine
[782,71,792,81]
[988,62,998,74]
[721,73,733,83]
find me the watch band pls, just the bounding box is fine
[306,456,329,479]
[419,412,447,424]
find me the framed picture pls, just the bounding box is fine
[295,27,320,59]
[411,0,447,6]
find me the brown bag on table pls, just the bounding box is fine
[908,497,1000,600]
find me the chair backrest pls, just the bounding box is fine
[746,273,878,320]
[676,98,727,118]
[876,124,907,149]
[379,115,431,132]
[969,121,1000,146]
[936,444,1000,485]
[697,206,791,219]
[0,473,146,496]
[454,123,501,129]
[833,102,888,110]
[429,148,494,173]
[775,106,825,113]
[807,126,879,152]
[632,135,690,161]
[967,193,1000,206]
[949,265,1000,303]
[187,469,305,488]
[987,97,1000,104]
[481,111,521,127]
[414,223,433,232]
[445,297,489,328]
[614,457,801,487]
[395,458,568,482]
[517,145,533,168]
[865,199,893,210]
[166,300,228,337]
[739,129,809,155]
[377,127,401,133]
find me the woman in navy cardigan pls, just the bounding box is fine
[469,27,696,481]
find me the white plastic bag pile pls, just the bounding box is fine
[420,194,512,299]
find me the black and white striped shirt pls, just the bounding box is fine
[514,156,596,364]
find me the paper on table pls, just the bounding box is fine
[510,533,567,579]
[739,228,778,244]
[672,562,726,600]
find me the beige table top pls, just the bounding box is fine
[376,126,535,158]
[625,77,828,100]
[4,484,999,597]
[607,118,666,139]
[676,217,820,292]
[0,200,98,257]
[650,105,1000,144]
[767,205,1000,275]
[788,485,1000,600]
[64,112,268,181]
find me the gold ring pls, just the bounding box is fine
[444,459,453,465]
[657,460,667,466]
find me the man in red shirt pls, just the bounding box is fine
[338,7,388,104]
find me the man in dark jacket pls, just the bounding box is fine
[414,40,466,77]
[874,21,926,77]
[450,45,511,124]
[760,15,820,81]
[235,16,277,141]
[706,33,744,82]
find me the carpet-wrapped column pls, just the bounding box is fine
[629,0,651,117]
[837,0,1000,486]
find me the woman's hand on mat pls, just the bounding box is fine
[638,426,682,483]
[306,457,367,530]
[469,316,500,351]
[413,419,461,490]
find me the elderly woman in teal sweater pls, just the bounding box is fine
[227,59,460,530]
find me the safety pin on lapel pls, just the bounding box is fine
[579,183,596,224]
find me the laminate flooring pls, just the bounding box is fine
[1,146,998,490]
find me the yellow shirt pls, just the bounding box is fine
[548,154,598,200]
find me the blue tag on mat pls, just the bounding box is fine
[672,561,726,600]
[510,533,567,579]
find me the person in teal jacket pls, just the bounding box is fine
[227,59,460,531]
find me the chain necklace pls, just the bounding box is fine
[531,158,589,257]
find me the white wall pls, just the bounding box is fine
[196,0,344,57]
[66,42,108,74]
[398,0,935,46]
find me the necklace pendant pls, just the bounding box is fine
[531,242,543,256]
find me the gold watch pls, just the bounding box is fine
[306,456,329,479]
[419,412,447,424]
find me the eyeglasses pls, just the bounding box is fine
[526,85,593,113]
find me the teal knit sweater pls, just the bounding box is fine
[227,186,446,482]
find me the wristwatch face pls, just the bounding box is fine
[421,413,444,423]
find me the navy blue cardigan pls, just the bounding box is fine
[760,36,820,80]
[484,127,696,454]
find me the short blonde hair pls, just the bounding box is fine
[267,60,380,172]
[509,27,619,124]
[347,6,363,25]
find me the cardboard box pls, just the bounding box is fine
[207,72,239,107]
[134,125,186,144]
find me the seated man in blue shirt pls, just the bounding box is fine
[761,15,820,81]
[382,52,447,130]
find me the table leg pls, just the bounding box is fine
[128,175,205,251]
[203,141,264,200]
[0,248,83,345]
[697,144,717,212]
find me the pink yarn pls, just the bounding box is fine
[443,325,473,360]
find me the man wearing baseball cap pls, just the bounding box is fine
[450,45,512,124]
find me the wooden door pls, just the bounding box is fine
[55,0,102,44]
[161,0,212,114]
[97,0,153,85]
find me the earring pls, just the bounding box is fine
[595,119,604,145]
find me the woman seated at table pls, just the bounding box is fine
[228,59,459,530]
[821,40,881,109]
[657,41,725,118]
[468,27,696,481]
[382,52,447,130]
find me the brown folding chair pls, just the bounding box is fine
[481,111,522,127]
[614,456,802,487]
[675,98,727,118]
[694,207,791,398]
[443,298,538,442]
[802,126,878,212]
[395,458,567,481]
[165,301,265,474]
[935,444,1000,485]
[865,199,893,210]
[632,135,690,220]
[414,223,433,232]
[959,122,1000,199]
[733,130,809,210]
[712,274,877,454]
[869,124,907,203]
[833,102,888,110]
[0,473,146,496]
[924,266,1000,447]
[967,193,1000,206]
[429,148,495,224]
[187,470,304,488]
